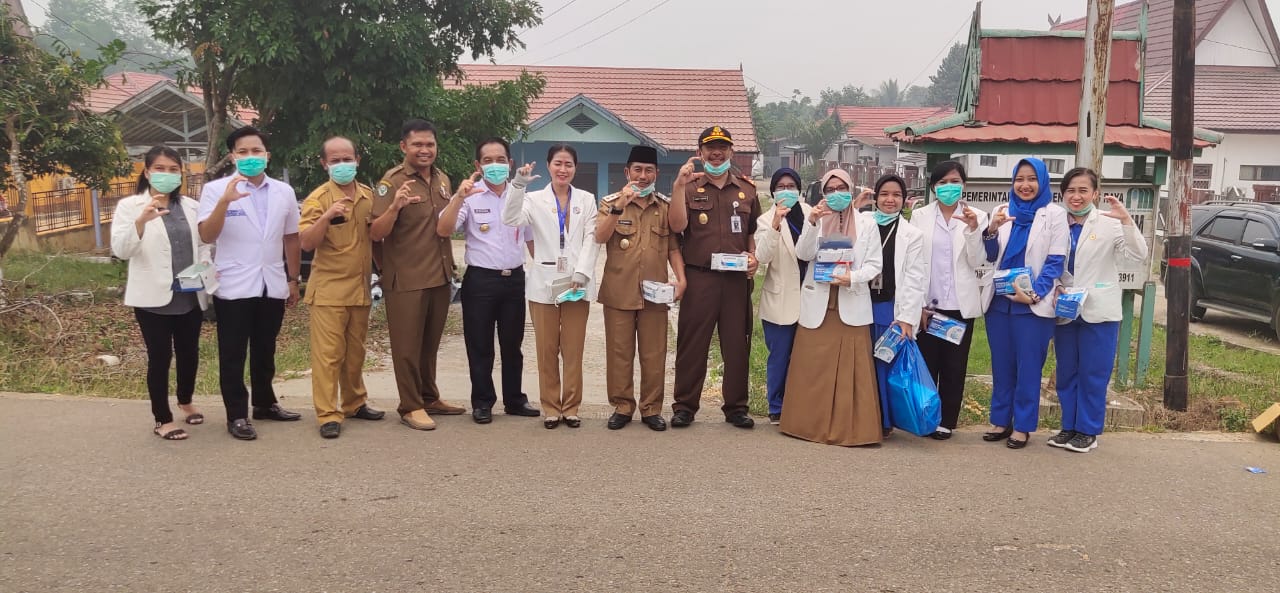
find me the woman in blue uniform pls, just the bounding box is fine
[1050,167,1147,453]
[982,158,1068,449]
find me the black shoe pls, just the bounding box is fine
[725,413,755,429]
[929,428,954,440]
[472,408,493,424]
[543,417,561,429]
[1047,429,1076,448]
[641,415,667,431]
[564,416,581,428]
[607,413,632,430]
[1064,433,1098,453]
[768,413,781,425]
[252,404,301,422]
[1006,436,1028,449]
[982,427,1014,442]
[504,402,540,417]
[227,419,257,440]
[351,405,385,421]
[319,421,341,439]
[670,410,694,428]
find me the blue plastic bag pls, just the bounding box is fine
[885,341,942,437]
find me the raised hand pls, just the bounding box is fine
[454,172,485,201]
[393,180,424,210]
[772,204,791,229]
[137,198,169,224]
[988,205,1013,234]
[512,162,541,188]
[854,187,875,211]
[809,199,835,224]
[676,156,704,184]
[958,201,980,231]
[618,183,638,208]
[1100,196,1133,225]
[325,196,353,221]
[220,175,250,204]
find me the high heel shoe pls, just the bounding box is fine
[543,416,561,429]
[982,427,1014,442]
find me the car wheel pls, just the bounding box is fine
[1190,281,1206,322]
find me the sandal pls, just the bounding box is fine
[153,424,188,440]
[184,413,205,425]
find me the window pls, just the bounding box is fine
[1243,220,1276,245]
[979,155,997,167]
[1240,165,1280,181]
[1045,158,1065,174]
[1200,216,1246,243]
[1122,162,1157,179]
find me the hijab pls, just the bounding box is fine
[818,169,859,240]
[770,167,805,244]
[1000,157,1052,269]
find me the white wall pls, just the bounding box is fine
[1198,0,1279,67]
[1197,132,1280,198]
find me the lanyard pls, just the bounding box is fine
[555,187,571,251]
[880,218,899,251]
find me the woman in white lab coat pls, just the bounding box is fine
[1048,167,1147,453]
[503,144,599,429]
[753,167,811,425]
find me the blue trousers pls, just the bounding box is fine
[870,300,897,429]
[985,309,1055,433]
[1054,318,1120,436]
[761,320,798,415]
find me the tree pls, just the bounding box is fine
[873,79,910,107]
[925,43,967,108]
[0,6,131,260]
[816,85,872,115]
[792,114,844,173]
[747,87,774,151]
[34,0,188,75]
[137,0,542,175]
[903,85,930,108]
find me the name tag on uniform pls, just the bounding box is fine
[870,274,883,290]
[556,256,569,274]
[226,209,247,217]
[730,215,742,234]
[475,208,491,214]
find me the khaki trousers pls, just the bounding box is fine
[384,285,452,416]
[310,305,371,424]
[528,300,589,417]
[603,304,668,417]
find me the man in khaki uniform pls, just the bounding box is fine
[668,126,762,429]
[370,120,467,431]
[299,136,384,439]
[594,145,687,432]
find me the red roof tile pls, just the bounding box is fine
[87,72,258,122]
[453,64,758,153]
[890,123,1211,151]
[1145,65,1280,131]
[976,36,1142,126]
[831,106,952,143]
[1052,0,1231,69]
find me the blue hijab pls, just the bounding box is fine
[1000,157,1052,269]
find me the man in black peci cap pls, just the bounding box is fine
[668,126,761,429]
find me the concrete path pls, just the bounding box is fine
[2,392,1277,593]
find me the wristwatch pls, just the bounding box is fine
[287,275,298,283]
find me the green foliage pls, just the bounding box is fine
[925,43,967,109]
[873,78,912,107]
[816,84,872,115]
[791,115,844,169]
[34,0,189,75]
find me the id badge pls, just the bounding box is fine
[730,215,742,233]
[870,274,883,290]
[556,256,570,274]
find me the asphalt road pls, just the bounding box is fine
[1,393,1277,593]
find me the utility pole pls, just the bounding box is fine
[1163,0,1195,411]
[1076,0,1115,173]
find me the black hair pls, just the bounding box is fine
[874,173,908,199]
[546,143,577,165]
[225,126,269,153]
[321,136,357,160]
[135,145,184,200]
[474,137,511,161]
[927,160,968,188]
[401,119,437,141]
[1060,167,1100,194]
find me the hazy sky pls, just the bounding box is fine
[19,0,1280,101]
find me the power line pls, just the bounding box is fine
[902,16,971,91]
[742,74,792,101]
[25,0,171,71]
[1200,37,1274,55]
[529,0,673,65]
[514,0,581,35]
[504,0,635,63]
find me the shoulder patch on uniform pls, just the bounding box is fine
[653,192,671,203]
[376,180,392,196]
[602,192,620,203]
[738,176,756,186]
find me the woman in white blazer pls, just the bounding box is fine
[779,169,884,446]
[503,144,599,429]
[981,157,1069,449]
[863,174,927,437]
[909,161,989,440]
[753,168,811,425]
[110,145,215,441]
[1049,168,1147,454]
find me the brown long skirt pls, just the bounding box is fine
[780,291,882,447]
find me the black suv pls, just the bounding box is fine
[1162,202,1280,340]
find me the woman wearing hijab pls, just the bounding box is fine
[909,161,988,440]
[753,168,811,425]
[864,174,927,437]
[982,157,1069,449]
[1050,167,1146,453]
[503,144,600,429]
[780,169,884,446]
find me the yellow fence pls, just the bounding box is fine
[1,163,208,235]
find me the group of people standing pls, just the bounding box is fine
[113,121,1145,454]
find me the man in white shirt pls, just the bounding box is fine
[198,126,303,440]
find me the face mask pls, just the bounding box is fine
[1067,202,1095,217]
[934,183,963,206]
[556,288,586,303]
[481,163,509,185]
[328,162,358,185]
[874,209,900,226]
[631,183,655,198]
[774,189,800,208]
[149,172,182,194]
[825,191,853,212]
[235,156,268,177]
[703,160,731,176]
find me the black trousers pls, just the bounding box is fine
[916,308,976,430]
[213,295,285,421]
[460,267,528,410]
[134,308,203,424]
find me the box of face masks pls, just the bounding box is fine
[994,267,1032,296]
[642,280,674,304]
[1055,287,1089,320]
[173,263,209,292]
[926,312,967,345]
[711,253,749,272]
[873,326,907,363]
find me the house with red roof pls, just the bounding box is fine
[1053,0,1280,201]
[823,106,952,187]
[452,64,758,198]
